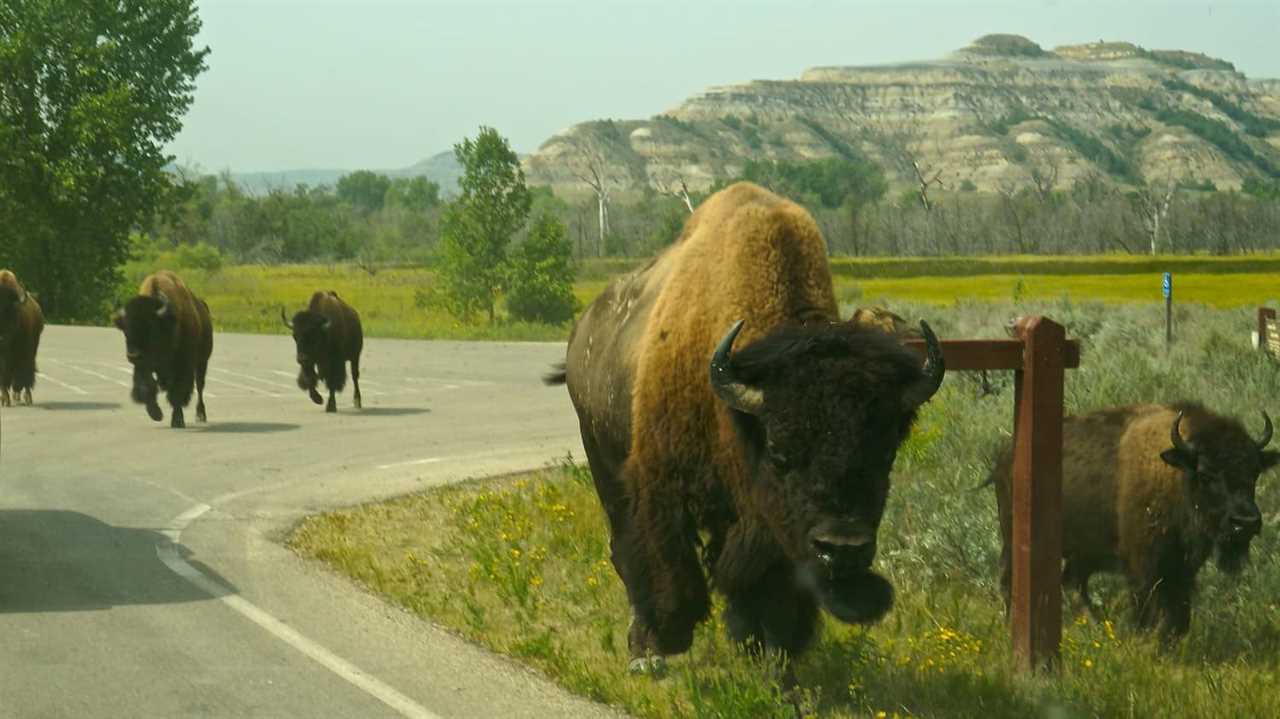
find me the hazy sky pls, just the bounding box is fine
[166,0,1280,173]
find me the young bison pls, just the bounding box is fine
[991,402,1278,641]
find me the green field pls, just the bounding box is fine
[122,255,1280,342]
[291,299,1280,718]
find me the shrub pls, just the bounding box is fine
[174,242,224,272]
[506,213,578,325]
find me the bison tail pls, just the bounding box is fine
[542,363,568,386]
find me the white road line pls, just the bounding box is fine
[204,375,280,396]
[270,370,297,379]
[156,503,440,719]
[34,371,88,395]
[375,457,444,470]
[210,367,295,391]
[102,364,218,399]
[52,360,132,388]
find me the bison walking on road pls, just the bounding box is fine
[546,182,944,673]
[991,402,1278,641]
[114,271,213,428]
[282,291,363,413]
[0,270,45,407]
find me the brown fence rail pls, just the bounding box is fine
[906,316,1080,672]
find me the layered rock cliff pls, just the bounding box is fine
[524,35,1280,195]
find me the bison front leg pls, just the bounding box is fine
[623,480,711,671]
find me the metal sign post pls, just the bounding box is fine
[1163,272,1173,348]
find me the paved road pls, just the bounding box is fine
[0,325,623,719]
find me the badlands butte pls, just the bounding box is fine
[523,34,1280,196]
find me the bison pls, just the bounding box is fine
[991,402,1278,641]
[114,271,213,428]
[0,270,45,407]
[545,182,944,674]
[281,291,363,412]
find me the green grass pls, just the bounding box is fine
[123,254,1280,342]
[291,299,1280,718]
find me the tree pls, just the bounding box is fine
[506,213,578,324]
[0,0,209,320]
[563,127,626,256]
[336,170,392,213]
[384,176,440,213]
[435,127,531,323]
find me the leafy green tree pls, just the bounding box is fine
[336,170,393,213]
[436,127,531,323]
[0,0,209,320]
[506,213,578,324]
[384,176,440,213]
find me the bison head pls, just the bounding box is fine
[282,307,330,368]
[1161,409,1280,573]
[710,319,944,624]
[0,284,27,347]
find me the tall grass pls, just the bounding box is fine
[291,299,1280,718]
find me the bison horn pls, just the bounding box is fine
[902,320,945,410]
[281,307,294,330]
[1256,411,1273,451]
[17,288,27,305]
[155,290,172,318]
[1170,410,1195,457]
[709,320,764,415]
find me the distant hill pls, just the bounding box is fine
[524,35,1280,194]
[199,150,468,197]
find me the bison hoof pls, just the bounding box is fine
[309,389,324,405]
[627,656,668,678]
[22,390,33,406]
[325,401,337,413]
[354,396,362,410]
[0,391,10,407]
[197,407,207,423]
[171,414,185,429]
[146,402,164,422]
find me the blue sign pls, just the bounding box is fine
[1162,272,1172,298]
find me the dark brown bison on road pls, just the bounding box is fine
[546,182,944,673]
[282,291,363,412]
[114,271,213,428]
[991,402,1278,641]
[0,270,45,407]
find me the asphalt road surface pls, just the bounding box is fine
[0,325,625,719]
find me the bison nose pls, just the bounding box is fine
[809,523,876,571]
[1230,510,1262,536]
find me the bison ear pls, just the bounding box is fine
[1160,448,1196,472]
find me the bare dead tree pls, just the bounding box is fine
[563,133,624,256]
[1135,176,1176,255]
[1026,146,1061,203]
[653,172,695,214]
[862,112,945,212]
[996,179,1029,254]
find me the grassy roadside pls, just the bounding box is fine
[289,299,1280,718]
[119,255,1280,342]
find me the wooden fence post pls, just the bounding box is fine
[1010,316,1066,672]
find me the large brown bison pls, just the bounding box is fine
[281,291,363,412]
[114,271,213,428]
[545,182,944,673]
[991,402,1278,641]
[0,270,44,407]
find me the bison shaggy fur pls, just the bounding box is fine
[992,402,1278,641]
[283,290,363,412]
[114,271,213,428]
[548,182,944,672]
